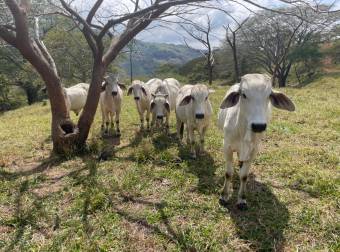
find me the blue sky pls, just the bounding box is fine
[73,0,340,49]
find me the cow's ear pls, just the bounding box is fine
[118,83,126,90]
[220,91,240,109]
[270,91,295,111]
[179,95,192,106]
[141,87,147,96]
[127,86,133,96]
[150,101,155,110]
[164,102,170,112]
[101,81,107,91]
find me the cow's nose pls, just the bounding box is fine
[134,97,140,101]
[112,91,118,96]
[195,114,204,119]
[157,115,163,120]
[251,123,267,132]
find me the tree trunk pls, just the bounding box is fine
[77,62,106,147]
[208,64,213,85]
[277,72,288,87]
[130,50,133,84]
[207,52,213,85]
[231,35,240,82]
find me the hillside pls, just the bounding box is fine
[120,40,201,77]
[0,74,339,251]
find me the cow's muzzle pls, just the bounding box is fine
[251,123,267,132]
[112,91,118,96]
[134,97,140,101]
[157,115,164,120]
[195,113,204,119]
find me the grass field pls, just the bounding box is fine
[0,74,339,251]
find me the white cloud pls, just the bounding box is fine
[72,0,340,49]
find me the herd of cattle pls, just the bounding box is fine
[62,73,295,209]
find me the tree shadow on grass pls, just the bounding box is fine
[112,194,197,251]
[0,155,66,181]
[2,155,88,251]
[225,174,289,251]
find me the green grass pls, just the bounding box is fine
[0,74,339,251]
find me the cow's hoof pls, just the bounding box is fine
[116,132,121,137]
[236,202,248,211]
[219,197,229,207]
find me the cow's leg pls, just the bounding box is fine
[101,109,105,132]
[220,146,233,206]
[176,119,183,141]
[146,109,150,130]
[150,113,157,134]
[237,147,258,210]
[115,111,121,136]
[237,160,251,210]
[105,113,109,134]
[186,124,190,145]
[139,111,144,130]
[188,126,196,159]
[110,112,114,128]
[165,114,170,134]
[198,126,207,154]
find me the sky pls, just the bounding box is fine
[73,0,340,49]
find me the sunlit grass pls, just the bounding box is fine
[0,74,339,251]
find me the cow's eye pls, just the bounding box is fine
[242,94,247,99]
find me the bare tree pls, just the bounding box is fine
[224,17,248,82]
[182,15,215,85]
[0,0,207,153]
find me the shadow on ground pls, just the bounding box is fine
[224,174,290,251]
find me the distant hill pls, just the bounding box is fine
[120,40,201,77]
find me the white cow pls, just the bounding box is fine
[176,84,214,158]
[163,78,181,88]
[127,80,151,130]
[99,75,126,136]
[146,78,179,132]
[218,73,295,210]
[63,83,89,116]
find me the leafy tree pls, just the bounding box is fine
[239,6,335,87]
[289,41,322,84]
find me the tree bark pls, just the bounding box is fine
[77,61,106,146]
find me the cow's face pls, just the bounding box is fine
[102,75,125,96]
[179,84,214,120]
[220,74,295,133]
[127,81,147,101]
[151,94,170,121]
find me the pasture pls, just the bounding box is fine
[0,74,339,251]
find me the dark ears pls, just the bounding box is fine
[179,95,192,106]
[164,102,170,112]
[127,86,133,96]
[150,101,155,110]
[220,91,240,109]
[270,91,295,111]
[141,87,147,96]
[118,83,126,90]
